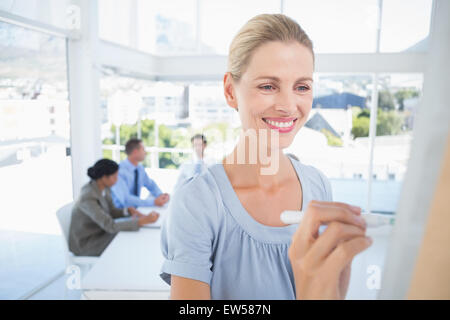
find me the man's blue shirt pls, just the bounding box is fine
[111,158,163,208]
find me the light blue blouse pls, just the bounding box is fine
[159,155,332,299]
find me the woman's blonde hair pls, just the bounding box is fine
[228,13,314,82]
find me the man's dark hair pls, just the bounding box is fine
[191,134,207,145]
[125,138,143,155]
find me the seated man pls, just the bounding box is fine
[111,138,170,209]
[174,134,214,191]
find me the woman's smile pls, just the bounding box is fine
[262,117,298,133]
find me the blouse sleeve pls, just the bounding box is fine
[303,163,333,202]
[159,174,219,286]
[317,168,333,201]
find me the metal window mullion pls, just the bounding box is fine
[153,119,159,169]
[366,0,383,214]
[115,124,121,162]
[367,73,379,214]
[137,117,142,139]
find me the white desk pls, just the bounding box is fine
[81,228,170,300]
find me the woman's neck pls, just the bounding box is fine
[95,179,106,192]
[223,138,290,189]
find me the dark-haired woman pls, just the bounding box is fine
[69,159,159,256]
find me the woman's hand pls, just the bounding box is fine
[288,200,372,300]
[138,211,160,226]
[127,207,145,218]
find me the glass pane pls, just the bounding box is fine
[137,0,197,54]
[100,73,192,166]
[99,0,198,54]
[101,74,154,162]
[189,82,240,127]
[0,20,72,300]
[284,0,379,53]
[345,74,423,300]
[0,0,72,30]
[370,73,423,213]
[284,73,374,211]
[189,82,241,161]
[0,22,72,234]
[159,151,189,169]
[380,0,432,52]
[199,0,280,55]
[98,0,134,47]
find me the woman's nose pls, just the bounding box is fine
[274,89,297,114]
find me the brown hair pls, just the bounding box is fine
[125,138,142,155]
[191,134,207,145]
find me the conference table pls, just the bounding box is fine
[80,206,171,300]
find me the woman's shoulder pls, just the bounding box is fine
[169,167,223,224]
[79,181,100,200]
[175,166,220,196]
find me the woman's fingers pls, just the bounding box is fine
[309,201,362,215]
[306,221,367,264]
[298,202,366,240]
[288,201,372,300]
[325,236,373,273]
[289,201,366,262]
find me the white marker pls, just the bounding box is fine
[280,210,395,228]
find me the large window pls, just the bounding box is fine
[100,74,191,168]
[100,74,241,166]
[97,0,432,55]
[0,2,77,299]
[369,73,422,212]
[0,22,72,234]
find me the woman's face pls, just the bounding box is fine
[103,171,119,188]
[224,40,314,150]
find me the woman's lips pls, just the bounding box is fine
[262,117,298,133]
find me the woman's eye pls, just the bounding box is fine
[297,86,310,91]
[259,85,310,91]
[260,85,274,90]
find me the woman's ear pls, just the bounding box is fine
[223,72,238,110]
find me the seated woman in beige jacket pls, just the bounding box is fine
[69,159,159,256]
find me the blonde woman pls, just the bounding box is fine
[160,14,371,299]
